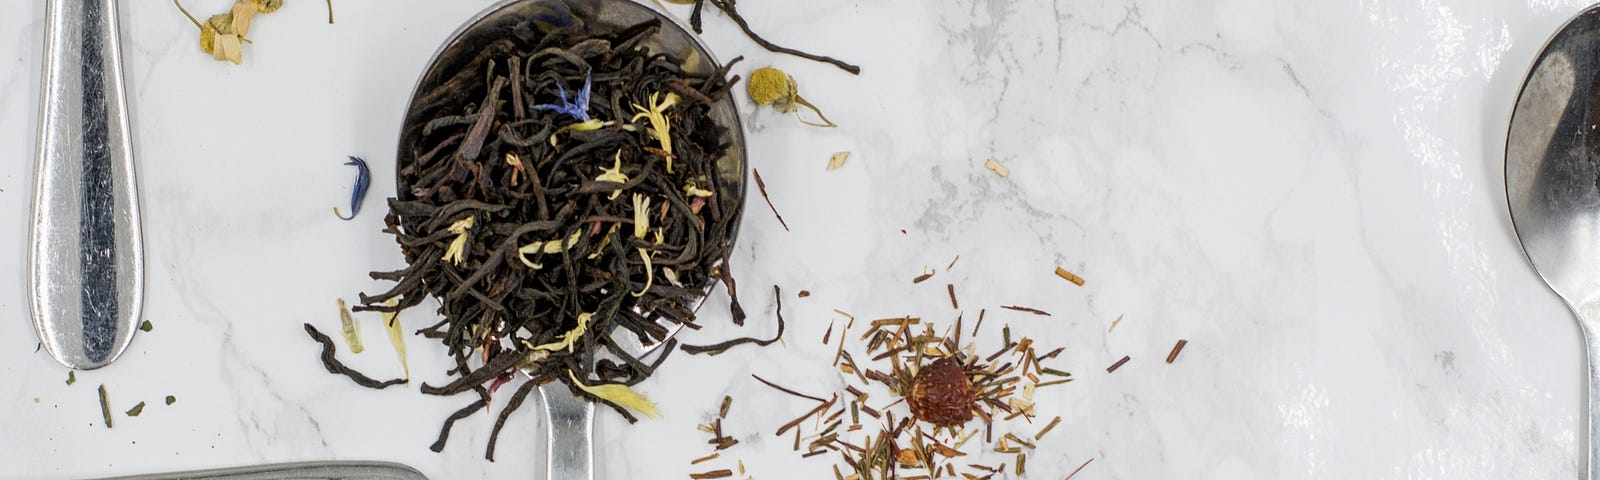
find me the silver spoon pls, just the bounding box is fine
[396,1,747,478]
[1507,5,1600,478]
[31,0,145,370]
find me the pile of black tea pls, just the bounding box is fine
[346,12,747,458]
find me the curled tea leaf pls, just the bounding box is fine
[748,67,836,128]
[568,371,660,419]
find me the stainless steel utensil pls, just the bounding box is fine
[1506,5,1600,478]
[396,1,747,478]
[91,461,426,480]
[32,0,144,370]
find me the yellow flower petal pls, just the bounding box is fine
[631,92,680,172]
[532,313,592,353]
[337,298,363,354]
[569,371,660,419]
[381,299,408,379]
[441,216,476,266]
[517,230,582,268]
[632,194,650,239]
[596,150,629,200]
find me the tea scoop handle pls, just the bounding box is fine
[31,0,144,369]
[540,382,595,480]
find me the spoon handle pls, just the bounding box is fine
[31,0,143,370]
[539,382,595,480]
[1583,323,1600,479]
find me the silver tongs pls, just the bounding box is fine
[32,0,144,370]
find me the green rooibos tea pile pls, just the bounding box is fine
[349,14,746,458]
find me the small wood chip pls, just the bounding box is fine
[827,151,850,171]
[690,452,720,465]
[1107,314,1124,333]
[946,284,959,310]
[1106,355,1131,373]
[912,270,934,284]
[984,158,1009,177]
[946,255,960,271]
[689,469,733,479]
[1166,339,1189,363]
[1054,266,1084,286]
[1035,416,1061,440]
[165,395,177,405]
[798,290,811,298]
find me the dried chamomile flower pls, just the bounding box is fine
[173,0,279,65]
[748,66,836,128]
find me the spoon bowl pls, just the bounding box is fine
[394,1,746,478]
[1506,5,1600,478]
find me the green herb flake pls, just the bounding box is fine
[98,384,113,429]
[126,402,146,417]
[165,395,177,405]
[139,320,154,332]
[66,371,76,386]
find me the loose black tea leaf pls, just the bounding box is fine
[1000,305,1051,316]
[126,402,146,417]
[303,324,406,389]
[682,286,786,355]
[98,385,113,429]
[688,0,860,75]
[342,14,751,455]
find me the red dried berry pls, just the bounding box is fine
[907,356,975,427]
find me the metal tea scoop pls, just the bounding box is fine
[31,0,145,369]
[1507,5,1600,478]
[395,1,747,478]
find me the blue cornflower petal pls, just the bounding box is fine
[530,73,592,122]
[335,156,370,220]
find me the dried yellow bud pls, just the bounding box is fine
[748,67,798,110]
[747,66,836,128]
[253,0,282,13]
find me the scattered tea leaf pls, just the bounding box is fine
[1034,416,1061,441]
[1166,339,1189,364]
[984,158,1009,177]
[692,0,861,74]
[325,0,335,24]
[1107,314,1123,333]
[303,324,406,389]
[126,402,146,417]
[66,371,76,386]
[689,470,733,479]
[946,255,960,271]
[946,284,959,310]
[569,371,659,419]
[98,384,113,429]
[1054,266,1085,286]
[336,299,363,354]
[139,320,154,332]
[165,395,177,405]
[798,290,811,298]
[827,152,850,171]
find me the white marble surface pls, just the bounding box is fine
[0,0,1595,478]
